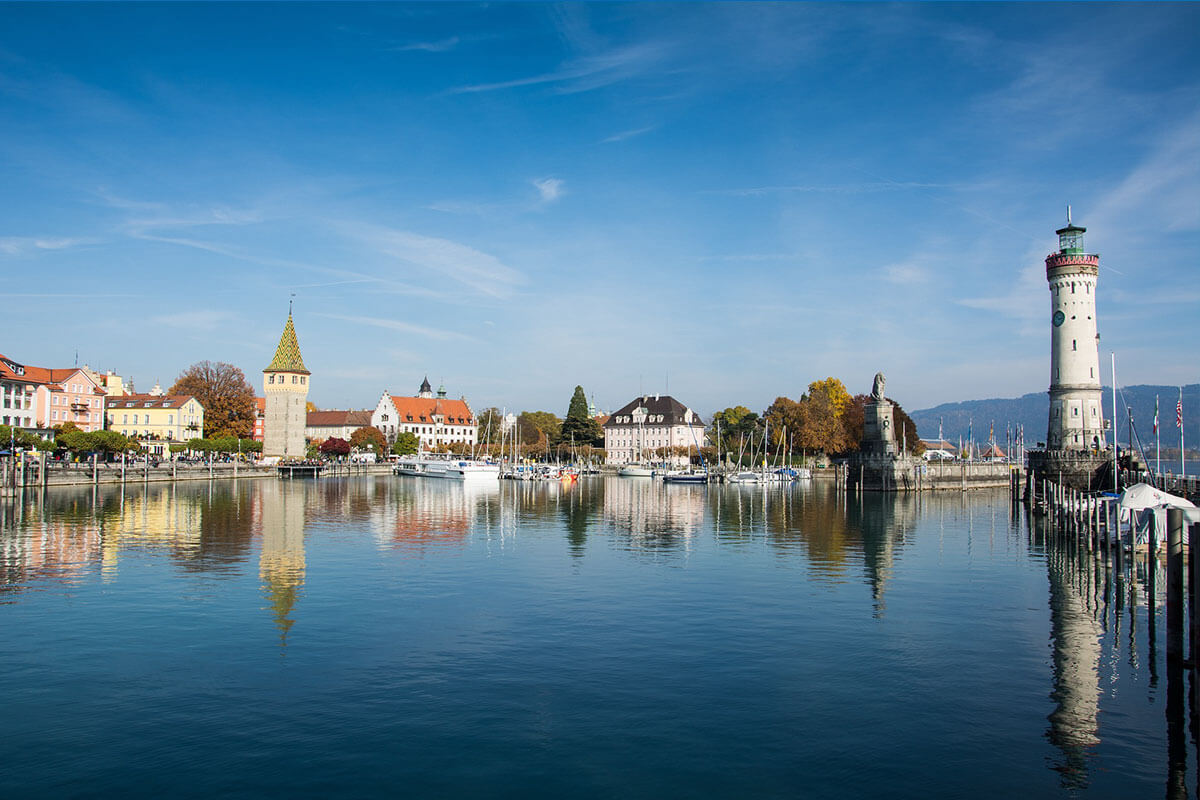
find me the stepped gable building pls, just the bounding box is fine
[371,377,477,450]
[305,409,373,443]
[106,393,205,456]
[262,312,310,459]
[603,394,706,466]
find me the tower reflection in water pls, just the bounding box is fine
[256,481,306,647]
[1041,522,1102,789]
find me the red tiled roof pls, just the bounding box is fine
[0,355,104,393]
[109,393,198,410]
[388,396,474,425]
[307,410,373,428]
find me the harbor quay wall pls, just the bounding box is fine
[847,457,1013,492]
[0,458,394,493]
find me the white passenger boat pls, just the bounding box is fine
[662,470,708,484]
[618,464,655,477]
[726,471,765,484]
[393,455,500,480]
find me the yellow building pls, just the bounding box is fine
[106,393,205,455]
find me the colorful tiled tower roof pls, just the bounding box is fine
[264,314,310,374]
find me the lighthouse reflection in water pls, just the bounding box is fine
[0,476,1182,796]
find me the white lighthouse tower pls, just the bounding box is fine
[1045,209,1105,451]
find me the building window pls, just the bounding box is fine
[269,375,275,384]
[1072,339,1076,351]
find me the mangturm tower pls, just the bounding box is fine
[1045,209,1105,450]
[263,310,310,459]
[1028,210,1111,491]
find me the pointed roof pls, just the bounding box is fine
[419,376,432,394]
[264,314,310,374]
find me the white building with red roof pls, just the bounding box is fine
[371,377,477,450]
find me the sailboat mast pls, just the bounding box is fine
[1111,352,1118,493]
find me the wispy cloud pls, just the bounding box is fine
[957,243,1047,336]
[0,292,137,298]
[314,313,475,342]
[602,125,657,144]
[713,182,947,197]
[340,223,524,299]
[881,259,929,285]
[449,42,669,95]
[0,236,98,256]
[388,36,458,53]
[1090,108,1200,235]
[532,177,565,203]
[388,36,460,53]
[150,310,239,332]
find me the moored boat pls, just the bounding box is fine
[618,465,655,477]
[394,454,500,480]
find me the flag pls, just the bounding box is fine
[1154,395,1159,434]
[1178,395,1184,429]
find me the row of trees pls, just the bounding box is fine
[710,377,923,460]
[160,364,921,464]
[475,386,605,452]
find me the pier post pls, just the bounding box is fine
[1189,523,1199,666]
[1114,499,1124,575]
[1167,508,1184,662]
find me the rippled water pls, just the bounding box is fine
[0,476,1190,797]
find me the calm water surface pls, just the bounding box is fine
[0,476,1190,797]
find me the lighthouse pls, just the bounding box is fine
[1045,210,1105,451]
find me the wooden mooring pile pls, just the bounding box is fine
[1030,473,1200,795]
[1030,473,1200,672]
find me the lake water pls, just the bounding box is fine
[0,475,1191,797]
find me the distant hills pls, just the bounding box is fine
[911,384,1200,451]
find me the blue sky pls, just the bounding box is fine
[1,2,1197,418]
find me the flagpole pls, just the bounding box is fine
[1180,386,1185,479]
[1111,352,1118,493]
[1155,393,1160,480]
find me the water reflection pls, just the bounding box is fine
[0,476,1192,794]
[256,481,306,646]
[374,479,499,553]
[1041,519,1103,789]
[603,478,705,554]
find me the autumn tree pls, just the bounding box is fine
[560,386,603,446]
[391,431,420,456]
[349,425,387,456]
[169,361,256,439]
[319,437,351,457]
[517,411,561,446]
[764,397,804,454]
[796,377,853,455]
[708,406,760,457]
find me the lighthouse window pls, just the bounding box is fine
[1072,339,1076,351]
[1071,282,1075,293]
[1090,367,1094,378]
[1073,407,1078,416]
